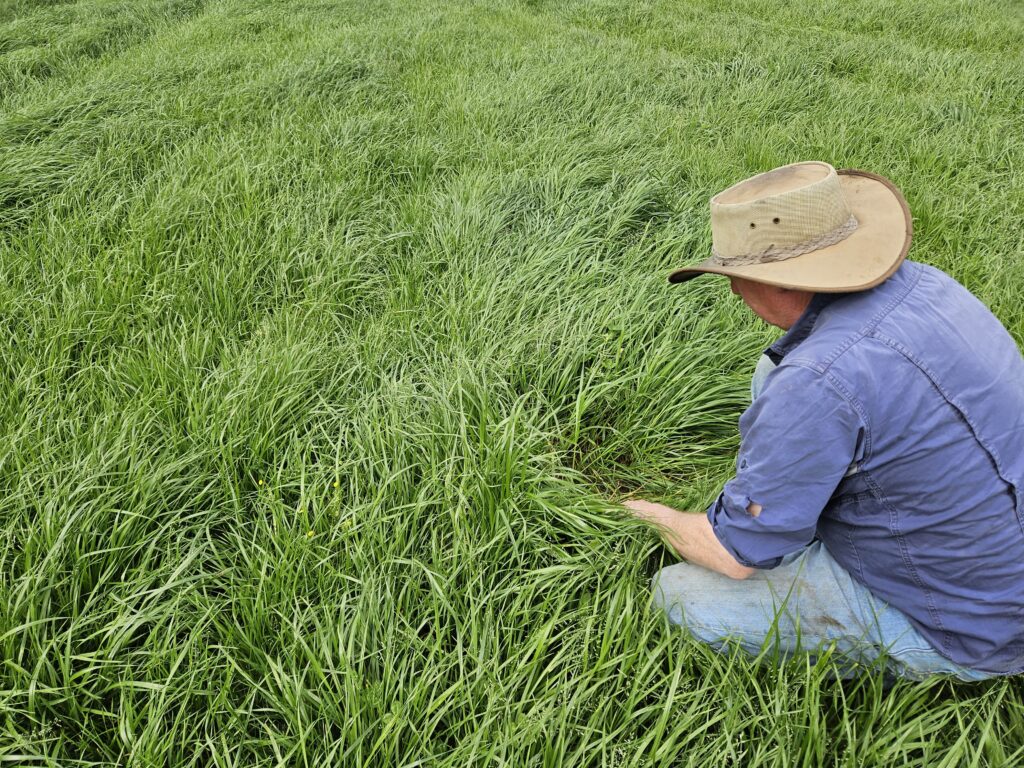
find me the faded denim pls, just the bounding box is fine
[652,540,991,681]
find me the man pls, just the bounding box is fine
[627,161,1024,680]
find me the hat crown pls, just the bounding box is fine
[710,162,855,263]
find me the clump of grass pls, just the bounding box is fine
[1,0,1022,764]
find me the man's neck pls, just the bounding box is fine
[776,291,816,330]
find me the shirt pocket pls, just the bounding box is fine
[832,470,871,499]
[826,471,888,528]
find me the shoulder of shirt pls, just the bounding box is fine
[780,260,930,378]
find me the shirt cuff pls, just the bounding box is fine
[706,494,784,570]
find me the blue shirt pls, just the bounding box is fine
[707,261,1024,674]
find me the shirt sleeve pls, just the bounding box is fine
[707,363,867,569]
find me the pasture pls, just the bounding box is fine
[1,0,1023,764]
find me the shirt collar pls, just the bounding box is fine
[766,292,843,362]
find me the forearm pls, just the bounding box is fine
[624,500,754,580]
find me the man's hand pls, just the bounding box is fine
[624,499,754,580]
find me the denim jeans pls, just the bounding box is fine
[650,354,993,681]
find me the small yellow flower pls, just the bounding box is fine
[306,530,314,538]
[333,481,339,489]
[257,479,264,486]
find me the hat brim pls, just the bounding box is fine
[667,169,912,292]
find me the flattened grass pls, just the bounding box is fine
[1,0,1022,764]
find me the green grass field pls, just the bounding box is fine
[2,0,1023,764]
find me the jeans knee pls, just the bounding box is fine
[649,562,716,628]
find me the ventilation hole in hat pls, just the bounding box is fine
[749,222,756,229]
[773,217,780,224]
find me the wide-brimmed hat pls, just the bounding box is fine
[668,161,912,292]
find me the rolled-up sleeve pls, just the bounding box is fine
[708,363,866,569]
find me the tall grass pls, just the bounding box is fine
[1,0,1022,764]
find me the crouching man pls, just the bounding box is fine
[628,162,1024,680]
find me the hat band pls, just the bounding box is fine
[710,214,859,267]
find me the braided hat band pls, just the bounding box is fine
[710,214,859,267]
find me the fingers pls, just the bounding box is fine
[622,498,671,519]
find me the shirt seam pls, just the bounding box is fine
[772,360,873,465]
[851,260,924,340]
[843,527,865,583]
[867,328,1024,540]
[772,262,923,370]
[860,469,952,654]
